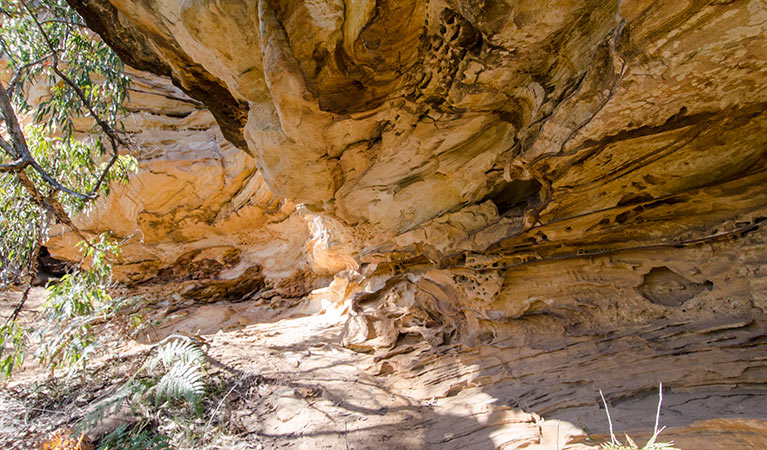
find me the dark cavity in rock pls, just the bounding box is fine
[637,266,713,307]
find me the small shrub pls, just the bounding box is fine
[1,234,124,379]
[35,235,122,375]
[0,320,28,378]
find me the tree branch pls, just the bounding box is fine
[0,35,19,66]
[0,79,30,160]
[30,158,95,199]
[5,215,47,324]
[0,135,17,157]
[19,0,56,54]
[39,19,88,28]
[16,170,93,245]
[2,71,123,200]
[0,158,29,172]
[7,52,59,99]
[1,79,95,199]
[0,7,16,18]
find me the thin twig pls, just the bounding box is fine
[28,155,94,200]
[38,19,88,28]
[654,382,663,437]
[0,35,20,66]
[15,170,94,246]
[0,135,16,156]
[7,283,34,324]
[344,421,350,450]
[203,377,244,438]
[0,157,27,172]
[19,0,55,51]
[0,6,16,18]
[599,389,617,445]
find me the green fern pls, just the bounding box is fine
[152,339,205,371]
[97,423,170,450]
[79,381,143,432]
[147,338,207,415]
[152,360,206,407]
[79,338,208,433]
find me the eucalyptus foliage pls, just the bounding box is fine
[0,317,26,377]
[35,235,123,374]
[0,0,136,378]
[1,0,130,141]
[0,0,135,284]
[0,171,42,286]
[0,233,125,377]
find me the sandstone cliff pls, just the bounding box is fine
[47,0,767,448]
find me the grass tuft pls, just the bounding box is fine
[598,383,680,450]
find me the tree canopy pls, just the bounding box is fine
[0,0,136,376]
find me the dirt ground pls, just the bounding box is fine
[2,288,767,449]
[0,288,589,449]
[0,286,47,323]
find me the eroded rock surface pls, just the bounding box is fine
[46,70,317,300]
[53,0,767,447]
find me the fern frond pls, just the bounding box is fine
[79,381,142,431]
[152,360,206,407]
[97,423,170,450]
[152,339,205,371]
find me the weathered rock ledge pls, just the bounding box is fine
[48,0,767,447]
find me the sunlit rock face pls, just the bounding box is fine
[63,0,767,447]
[67,0,767,253]
[46,70,316,300]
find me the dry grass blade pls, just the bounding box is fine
[599,383,679,450]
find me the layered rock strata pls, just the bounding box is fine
[53,0,767,447]
[46,70,316,300]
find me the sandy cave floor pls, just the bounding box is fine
[2,287,767,449]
